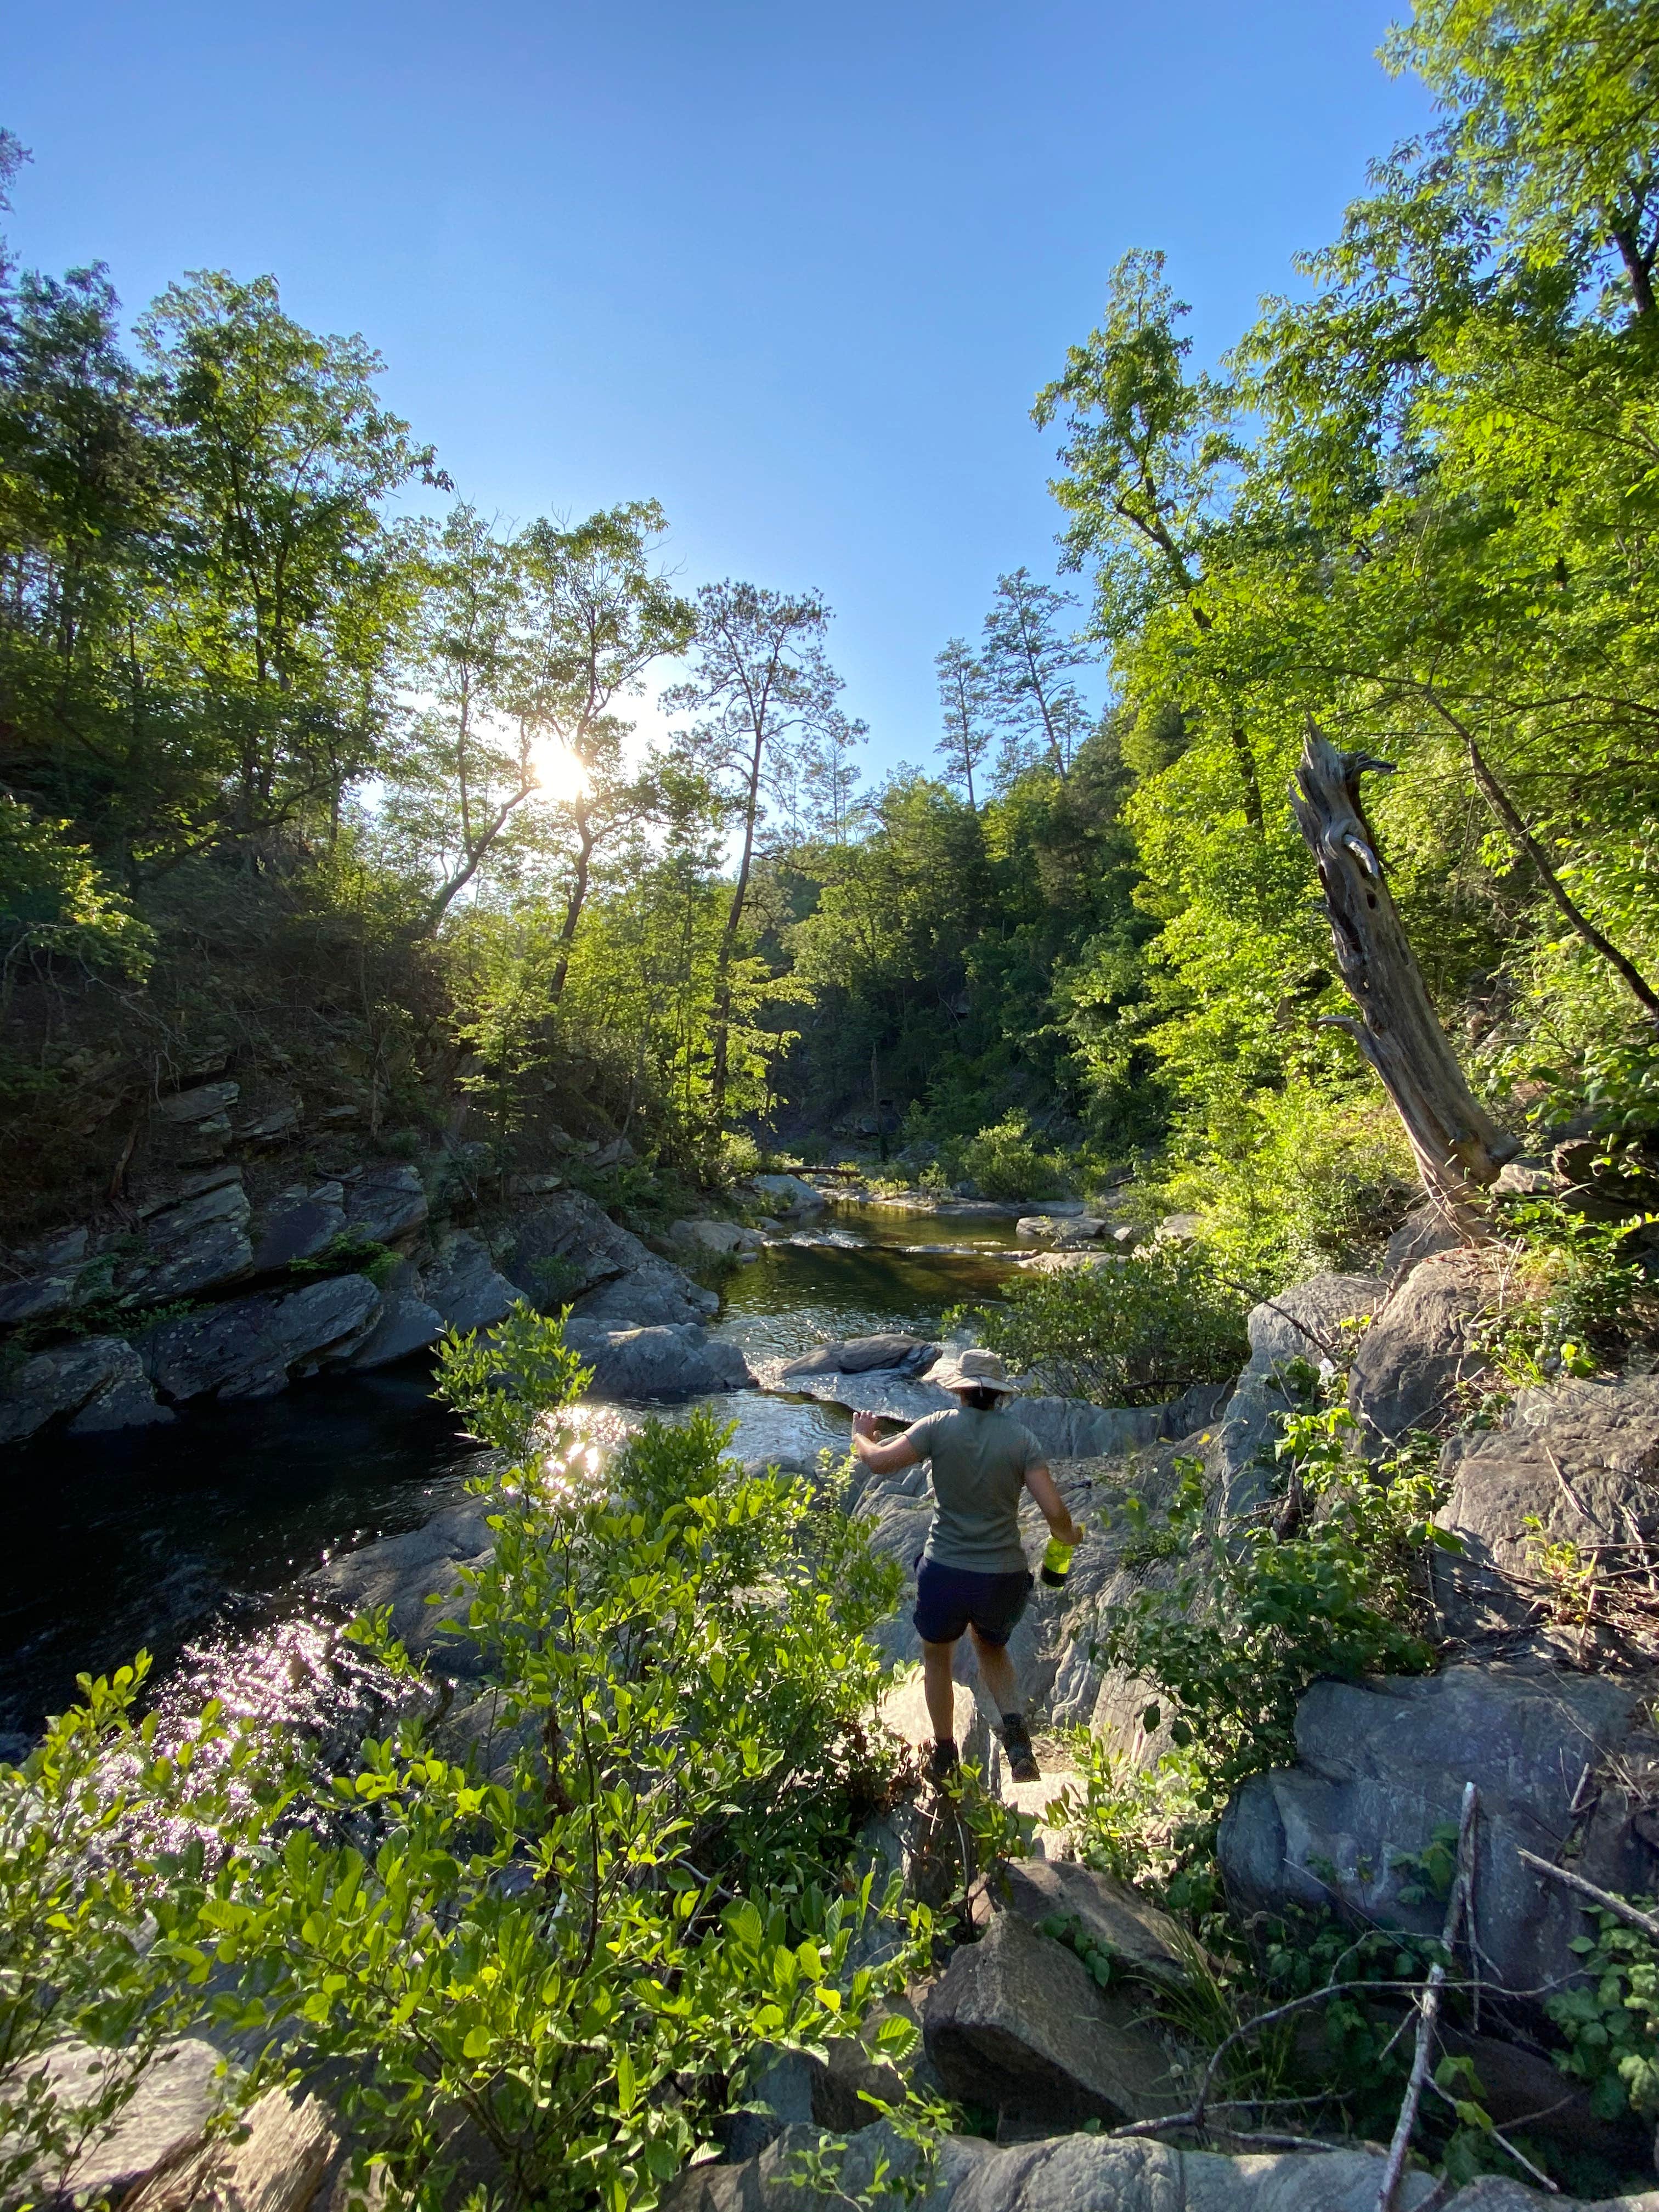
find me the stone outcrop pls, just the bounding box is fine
[1433,1373,1659,1650]
[251,1182,348,1272]
[141,1274,383,1403]
[421,1232,516,1333]
[1217,1660,1659,1999]
[921,1911,1185,2131]
[117,1170,255,1305]
[0,1334,173,1444]
[18,2039,228,2208]
[122,2086,342,2212]
[342,1164,430,1246]
[562,1321,754,1401]
[1015,1214,1108,1244]
[1348,1249,1489,1446]
[501,1190,714,1329]
[671,1219,764,1256]
[749,1173,826,1217]
[309,1494,496,1671]
[1210,1272,1384,1521]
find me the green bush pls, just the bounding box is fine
[0,1305,935,2212]
[951,1240,1248,1406]
[1094,1407,1455,1804]
[953,1111,1069,1201]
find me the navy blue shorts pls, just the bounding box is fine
[913,1558,1032,1647]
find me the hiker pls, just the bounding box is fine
[850,1346,1084,1786]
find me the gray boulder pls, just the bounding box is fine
[921,1910,1184,2130]
[342,1163,429,1245]
[116,1173,254,1305]
[970,1857,1190,1990]
[562,1322,754,1401]
[1434,1373,1659,1647]
[751,1172,827,1217]
[18,2039,228,2207]
[671,1218,758,1255]
[1016,1215,1106,1244]
[0,1335,173,1444]
[781,1334,940,1380]
[1349,1252,1488,1446]
[309,1496,496,1671]
[250,1181,346,1272]
[1211,1272,1383,1521]
[1217,1661,1659,1999]
[346,1259,445,1370]
[0,1237,84,1325]
[142,1274,382,1402]
[154,1079,239,1126]
[424,1232,517,1333]
[571,1259,716,1328]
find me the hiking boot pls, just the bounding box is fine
[1001,1715,1041,1784]
[926,1737,960,1787]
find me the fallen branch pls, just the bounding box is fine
[1377,1780,1479,2212]
[1516,1848,1659,1943]
[1425,2075,1558,2194]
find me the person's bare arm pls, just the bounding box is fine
[850,1409,922,1475]
[1025,1460,1084,1548]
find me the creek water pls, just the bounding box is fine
[0,1201,1022,1745]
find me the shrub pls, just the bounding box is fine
[0,1306,934,2211]
[1093,1407,1455,1805]
[953,1111,1069,1201]
[951,1241,1248,1406]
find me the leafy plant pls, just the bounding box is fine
[1548,1904,1659,2121]
[950,1240,1247,1407]
[1475,1195,1655,1390]
[953,1113,1068,1202]
[1093,1408,1457,1803]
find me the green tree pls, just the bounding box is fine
[934,635,994,810]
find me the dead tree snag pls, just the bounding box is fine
[1289,724,1517,1205]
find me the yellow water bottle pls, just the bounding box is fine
[1041,1537,1075,1589]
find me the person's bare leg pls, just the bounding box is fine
[968,1626,1020,1717]
[922,1637,959,1745]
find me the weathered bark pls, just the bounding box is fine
[1289,725,1517,1204]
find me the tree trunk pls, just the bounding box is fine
[1289,725,1517,1204]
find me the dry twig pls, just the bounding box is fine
[1516,1847,1659,1942]
[1376,1780,1479,2212]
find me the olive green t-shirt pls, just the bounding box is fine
[906,1406,1041,1575]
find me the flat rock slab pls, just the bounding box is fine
[0,1334,173,1444]
[923,1911,1184,2130]
[310,1497,496,1668]
[1434,1373,1659,1646]
[142,1275,382,1402]
[22,2039,228,2205]
[1218,1660,1659,1998]
[780,1334,940,1379]
[972,1857,1190,1989]
[342,1163,429,1245]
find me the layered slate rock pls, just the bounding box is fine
[1218,1661,1659,1999]
[141,1274,382,1402]
[250,1180,347,1272]
[423,1232,516,1332]
[117,1171,255,1305]
[0,1335,172,1444]
[342,1163,430,1246]
[970,1857,1190,1991]
[0,1227,89,1327]
[1210,1271,1384,1521]
[562,1321,753,1402]
[921,1911,1184,2131]
[1348,1251,1489,1446]
[1433,1373,1659,1647]
[504,1189,714,1327]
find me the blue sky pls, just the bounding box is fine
[5,0,1432,776]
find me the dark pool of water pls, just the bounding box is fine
[0,1200,1022,1740]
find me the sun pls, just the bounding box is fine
[527,735,590,803]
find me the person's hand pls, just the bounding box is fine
[851,1411,882,1441]
[1054,1513,1085,1550]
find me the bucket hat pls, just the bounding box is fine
[930,1347,1024,1397]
